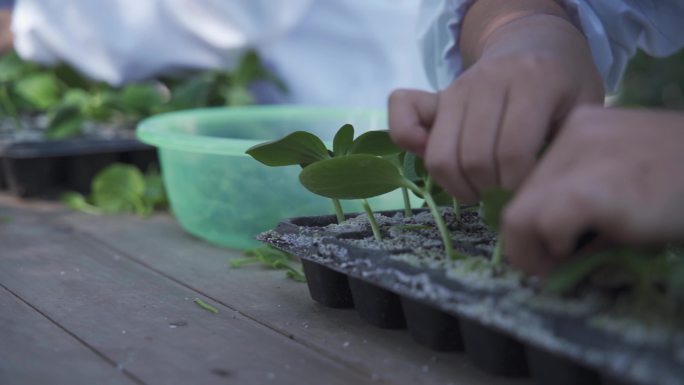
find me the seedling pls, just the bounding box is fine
[0,49,282,139]
[299,151,463,259]
[248,125,467,257]
[480,188,515,266]
[246,124,404,231]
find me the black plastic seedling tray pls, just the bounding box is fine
[259,210,684,385]
[0,138,157,197]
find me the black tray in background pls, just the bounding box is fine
[0,138,157,198]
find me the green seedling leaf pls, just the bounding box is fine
[246,131,329,167]
[14,73,61,110]
[52,63,92,89]
[299,154,406,199]
[45,105,84,140]
[144,167,168,209]
[83,89,119,121]
[193,298,219,314]
[402,152,427,182]
[1,216,12,224]
[333,124,354,156]
[168,72,216,109]
[0,51,34,82]
[119,83,166,113]
[62,88,90,108]
[348,130,401,156]
[224,84,254,106]
[91,164,147,215]
[46,115,84,140]
[60,192,102,214]
[481,187,514,231]
[232,50,288,92]
[546,251,616,294]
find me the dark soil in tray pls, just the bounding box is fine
[259,209,684,385]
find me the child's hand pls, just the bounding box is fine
[389,0,604,202]
[502,107,684,276]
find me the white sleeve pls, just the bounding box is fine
[417,0,475,90]
[557,0,684,92]
[417,0,684,93]
[11,0,313,85]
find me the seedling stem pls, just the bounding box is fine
[403,177,459,260]
[361,199,382,241]
[492,239,503,266]
[331,198,345,223]
[401,187,412,217]
[452,198,461,220]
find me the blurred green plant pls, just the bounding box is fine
[617,49,684,109]
[0,49,285,138]
[61,163,168,216]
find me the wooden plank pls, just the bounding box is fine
[58,211,532,385]
[0,204,372,385]
[0,284,139,385]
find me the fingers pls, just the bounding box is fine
[495,83,558,191]
[388,89,438,157]
[457,83,507,194]
[502,151,622,276]
[423,86,479,202]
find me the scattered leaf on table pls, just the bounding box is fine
[91,164,148,215]
[193,298,219,314]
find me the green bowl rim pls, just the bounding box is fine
[136,105,386,156]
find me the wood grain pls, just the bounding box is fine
[0,203,372,385]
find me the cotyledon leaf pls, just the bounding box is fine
[246,131,330,167]
[347,130,401,156]
[299,154,407,199]
[333,123,354,156]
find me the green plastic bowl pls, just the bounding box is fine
[137,106,407,249]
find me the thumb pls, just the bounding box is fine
[387,89,438,157]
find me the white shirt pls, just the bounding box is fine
[12,0,430,107]
[418,0,684,92]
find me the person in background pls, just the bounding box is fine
[389,0,684,275]
[6,0,429,107]
[0,0,12,54]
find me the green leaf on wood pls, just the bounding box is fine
[246,131,330,167]
[91,164,148,215]
[60,192,102,215]
[299,154,406,199]
[193,298,219,314]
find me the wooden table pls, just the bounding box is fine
[0,195,532,385]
